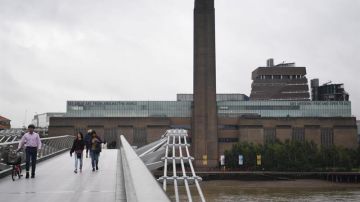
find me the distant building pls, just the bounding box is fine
[32,113,65,128]
[357,120,360,144]
[0,128,24,142]
[250,58,310,101]
[46,0,359,166]
[177,94,249,101]
[0,116,11,130]
[311,79,349,101]
[49,97,357,152]
[64,100,351,118]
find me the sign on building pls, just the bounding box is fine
[202,155,207,165]
[239,155,244,165]
[256,154,261,166]
[220,155,225,166]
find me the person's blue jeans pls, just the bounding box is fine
[25,147,37,175]
[90,151,99,169]
[74,152,83,170]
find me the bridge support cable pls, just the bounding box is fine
[163,135,170,191]
[172,133,180,202]
[138,138,167,158]
[178,135,192,202]
[158,129,206,202]
[125,129,206,201]
[5,136,11,143]
[184,134,206,202]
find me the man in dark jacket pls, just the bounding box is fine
[84,129,92,158]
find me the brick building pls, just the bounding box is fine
[0,116,11,130]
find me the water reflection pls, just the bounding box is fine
[167,180,360,201]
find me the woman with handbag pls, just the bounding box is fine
[70,132,85,173]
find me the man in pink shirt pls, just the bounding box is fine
[18,124,42,179]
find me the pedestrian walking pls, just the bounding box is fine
[70,132,85,173]
[90,130,102,172]
[84,129,92,158]
[17,124,42,179]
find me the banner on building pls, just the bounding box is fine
[256,154,261,166]
[238,155,244,165]
[220,155,225,166]
[202,155,208,166]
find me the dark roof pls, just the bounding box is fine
[252,67,307,79]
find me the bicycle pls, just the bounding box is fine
[6,149,23,181]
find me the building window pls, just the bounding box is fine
[218,138,239,143]
[264,128,276,144]
[219,125,239,130]
[321,128,334,147]
[70,106,84,110]
[292,128,305,142]
[133,127,147,147]
[170,125,191,130]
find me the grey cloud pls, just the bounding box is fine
[1,0,360,127]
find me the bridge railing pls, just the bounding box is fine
[117,135,170,202]
[0,135,74,176]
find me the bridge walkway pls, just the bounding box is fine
[0,150,124,202]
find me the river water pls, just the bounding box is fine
[168,180,360,201]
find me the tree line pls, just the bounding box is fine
[224,140,360,172]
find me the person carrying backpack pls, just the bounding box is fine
[90,130,102,171]
[70,132,85,173]
[84,129,92,158]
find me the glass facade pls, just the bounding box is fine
[218,101,351,118]
[177,93,249,101]
[66,101,192,117]
[66,100,351,118]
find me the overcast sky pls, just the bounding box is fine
[1,0,360,127]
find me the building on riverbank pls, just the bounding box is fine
[0,116,11,130]
[49,97,358,156]
[31,112,65,128]
[48,0,358,168]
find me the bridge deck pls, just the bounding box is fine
[0,150,123,202]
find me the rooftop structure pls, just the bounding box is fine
[250,58,310,101]
[311,79,349,101]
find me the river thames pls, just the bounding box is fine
[169,179,360,201]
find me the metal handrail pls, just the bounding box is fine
[118,135,170,202]
[0,135,74,174]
